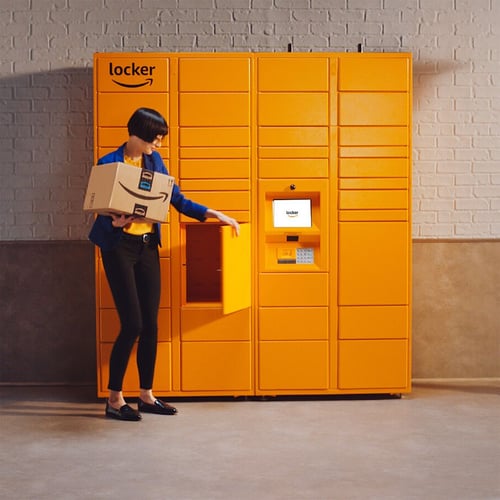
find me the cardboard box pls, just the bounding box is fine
[83,162,175,223]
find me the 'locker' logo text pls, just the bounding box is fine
[109,62,156,88]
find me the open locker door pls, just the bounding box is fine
[221,223,251,314]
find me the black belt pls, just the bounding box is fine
[122,232,156,244]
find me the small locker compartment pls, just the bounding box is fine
[183,224,220,304]
[180,158,250,180]
[339,126,408,146]
[96,92,169,128]
[178,56,251,92]
[179,127,250,149]
[339,188,408,211]
[338,339,409,390]
[181,307,250,342]
[257,56,329,92]
[258,340,329,391]
[339,93,409,126]
[339,158,408,178]
[339,305,408,340]
[259,273,329,307]
[259,158,329,179]
[258,93,329,127]
[181,341,252,392]
[181,223,251,313]
[259,307,329,341]
[338,56,409,91]
[179,93,250,127]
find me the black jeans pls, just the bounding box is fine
[101,234,161,392]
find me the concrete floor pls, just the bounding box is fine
[0,381,499,500]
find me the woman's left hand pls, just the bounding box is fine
[206,209,240,236]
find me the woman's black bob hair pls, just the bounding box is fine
[127,107,168,143]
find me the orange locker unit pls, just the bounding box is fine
[93,52,412,397]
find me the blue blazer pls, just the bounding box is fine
[88,144,208,251]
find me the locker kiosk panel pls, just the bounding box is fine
[258,179,329,272]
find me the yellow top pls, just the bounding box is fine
[122,154,154,235]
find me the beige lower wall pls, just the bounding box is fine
[412,240,500,378]
[0,240,498,384]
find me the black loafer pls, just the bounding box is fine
[105,401,142,421]
[138,398,177,415]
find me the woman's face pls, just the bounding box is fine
[130,134,163,155]
[141,135,163,155]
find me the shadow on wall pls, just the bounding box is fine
[1,68,97,385]
[0,240,96,385]
[411,58,470,106]
[0,67,95,240]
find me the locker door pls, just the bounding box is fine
[339,221,409,305]
[221,223,251,314]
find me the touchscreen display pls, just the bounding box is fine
[272,199,312,228]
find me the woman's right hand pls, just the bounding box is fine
[110,213,136,228]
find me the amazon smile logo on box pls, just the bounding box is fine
[84,162,175,223]
[118,170,171,203]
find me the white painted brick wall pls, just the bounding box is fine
[0,0,498,240]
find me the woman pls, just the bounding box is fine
[89,107,239,421]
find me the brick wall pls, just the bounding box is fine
[1,0,499,240]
